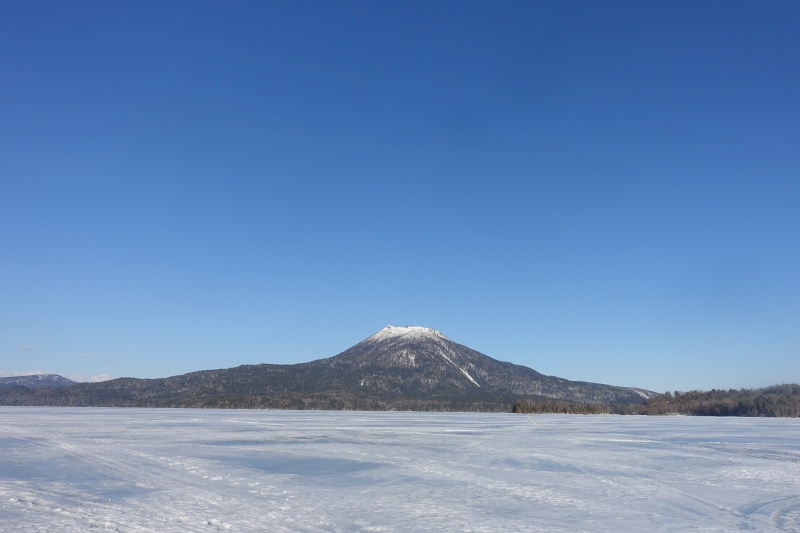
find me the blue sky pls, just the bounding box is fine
[1,1,798,392]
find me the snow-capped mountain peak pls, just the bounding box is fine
[0,326,655,408]
[368,325,450,341]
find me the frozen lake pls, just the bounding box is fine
[1,408,799,532]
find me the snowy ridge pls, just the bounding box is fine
[0,374,75,389]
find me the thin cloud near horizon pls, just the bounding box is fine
[67,372,115,383]
[18,345,33,351]
[82,353,95,359]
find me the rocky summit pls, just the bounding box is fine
[0,325,653,410]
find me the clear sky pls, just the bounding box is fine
[1,1,798,392]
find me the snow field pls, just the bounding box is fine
[1,408,799,532]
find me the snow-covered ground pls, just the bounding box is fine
[1,409,798,532]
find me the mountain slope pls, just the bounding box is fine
[0,326,651,409]
[0,374,75,389]
[297,326,646,403]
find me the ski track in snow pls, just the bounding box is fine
[1,409,799,532]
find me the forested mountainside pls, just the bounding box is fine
[512,384,800,417]
[0,326,650,409]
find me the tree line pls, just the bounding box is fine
[512,384,800,417]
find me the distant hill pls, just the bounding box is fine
[0,374,75,389]
[512,384,800,417]
[626,384,800,417]
[0,326,652,410]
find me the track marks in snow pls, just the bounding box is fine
[1,409,799,532]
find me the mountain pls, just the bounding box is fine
[0,325,653,410]
[0,374,75,389]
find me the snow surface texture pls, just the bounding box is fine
[1,409,799,532]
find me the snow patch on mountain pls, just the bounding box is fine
[368,325,450,341]
[435,349,481,387]
[629,388,659,399]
